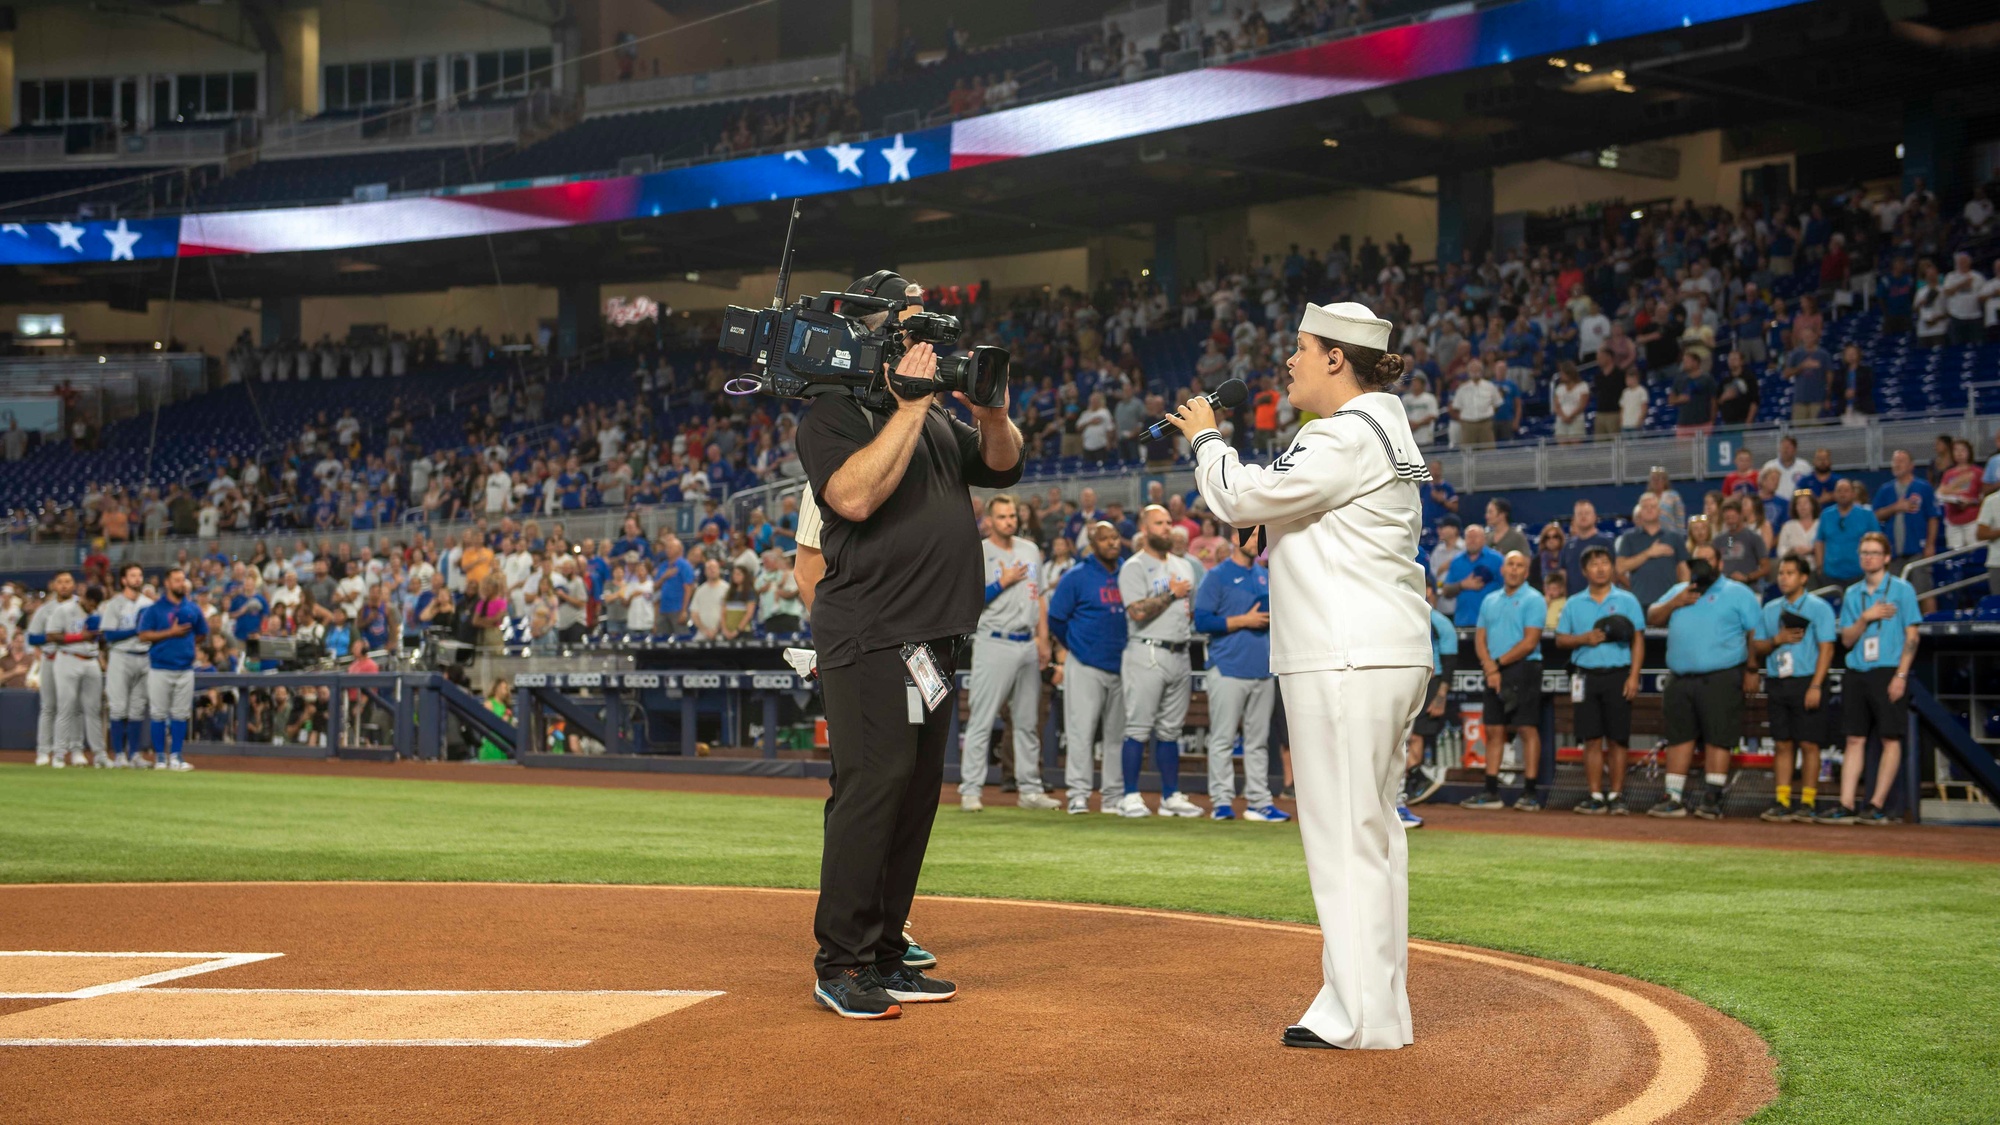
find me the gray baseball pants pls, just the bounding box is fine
[55,655,105,755]
[1206,672,1276,807]
[1061,661,1125,801]
[959,636,1046,797]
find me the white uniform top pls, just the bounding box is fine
[1119,551,1198,643]
[42,598,97,658]
[795,486,823,551]
[1191,390,1432,674]
[976,537,1042,636]
[102,592,154,655]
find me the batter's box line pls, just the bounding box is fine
[0,1037,603,1049]
[0,951,284,999]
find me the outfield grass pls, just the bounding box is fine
[2,765,1996,1123]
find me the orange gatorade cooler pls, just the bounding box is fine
[1460,700,1486,769]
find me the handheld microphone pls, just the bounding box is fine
[1146,378,1249,440]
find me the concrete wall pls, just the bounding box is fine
[0,301,256,358]
[1243,179,1440,265]
[13,4,262,79]
[1492,129,1796,216]
[317,0,555,66]
[580,0,783,86]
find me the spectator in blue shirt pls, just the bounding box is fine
[1783,325,1832,423]
[1876,256,1915,334]
[1871,449,1938,595]
[1464,551,1547,811]
[1644,546,1760,819]
[1814,479,1881,588]
[227,575,268,643]
[652,538,697,632]
[1048,522,1130,808]
[1824,533,1923,825]
[1422,462,1459,532]
[1442,525,1504,629]
[1556,499,1617,595]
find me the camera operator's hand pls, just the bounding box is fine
[954,380,1009,422]
[890,343,939,407]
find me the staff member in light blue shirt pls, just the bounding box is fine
[1462,551,1546,811]
[1194,540,1282,821]
[1822,532,1923,826]
[1554,546,1646,815]
[1752,554,1837,822]
[1645,545,1761,820]
[1404,589,1457,810]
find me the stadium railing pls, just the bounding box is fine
[584,52,850,118]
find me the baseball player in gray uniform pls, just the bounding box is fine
[959,494,1060,812]
[1117,505,1203,818]
[99,563,154,768]
[1046,521,1130,815]
[46,583,108,768]
[25,573,72,767]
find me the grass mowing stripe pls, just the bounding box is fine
[1,766,1996,1123]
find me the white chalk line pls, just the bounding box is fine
[0,951,283,999]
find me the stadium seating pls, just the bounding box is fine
[479,97,795,182]
[193,146,504,207]
[0,165,173,217]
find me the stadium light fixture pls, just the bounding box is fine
[1322,138,1340,148]
[1896,143,1906,159]
[1548,58,1566,67]
[1573,62,1593,73]
[152,341,163,350]
[1630,209,1644,219]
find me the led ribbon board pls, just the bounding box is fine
[0,0,1801,266]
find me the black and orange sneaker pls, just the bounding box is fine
[813,966,901,1020]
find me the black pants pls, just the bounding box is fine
[813,638,959,978]
[557,623,585,644]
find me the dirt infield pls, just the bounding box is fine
[0,883,1773,1124]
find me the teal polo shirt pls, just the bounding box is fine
[1555,586,1645,669]
[1755,592,1837,679]
[1477,582,1547,664]
[1814,504,1881,583]
[1430,608,1457,675]
[1651,578,1761,675]
[1838,574,1922,671]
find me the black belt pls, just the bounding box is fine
[1133,637,1189,654]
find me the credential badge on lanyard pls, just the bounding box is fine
[902,642,950,723]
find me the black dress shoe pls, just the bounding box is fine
[1282,1025,1343,1049]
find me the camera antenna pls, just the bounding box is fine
[771,198,801,310]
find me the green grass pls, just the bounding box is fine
[3,765,1997,1123]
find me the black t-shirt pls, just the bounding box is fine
[1590,362,1627,416]
[799,394,1022,668]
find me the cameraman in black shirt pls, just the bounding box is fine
[797,273,1024,1020]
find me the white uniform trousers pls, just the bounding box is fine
[55,654,105,754]
[1205,672,1275,807]
[959,636,1046,797]
[1060,662,1125,801]
[1285,664,1428,1050]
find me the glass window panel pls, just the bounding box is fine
[20,82,41,125]
[69,79,89,120]
[393,59,414,101]
[45,81,65,121]
[177,75,201,119]
[419,58,437,104]
[232,71,256,113]
[324,65,343,109]
[91,78,113,119]
[475,52,499,98]
[528,48,553,89]
[204,73,226,114]
[347,66,367,107]
[501,50,524,93]
[152,78,171,125]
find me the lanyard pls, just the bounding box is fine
[1857,580,1890,639]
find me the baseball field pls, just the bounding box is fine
[2,758,1997,1124]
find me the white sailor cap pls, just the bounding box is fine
[1300,301,1392,351]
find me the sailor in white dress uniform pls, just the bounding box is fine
[1165,301,1434,1050]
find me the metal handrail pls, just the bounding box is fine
[1900,540,1997,604]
